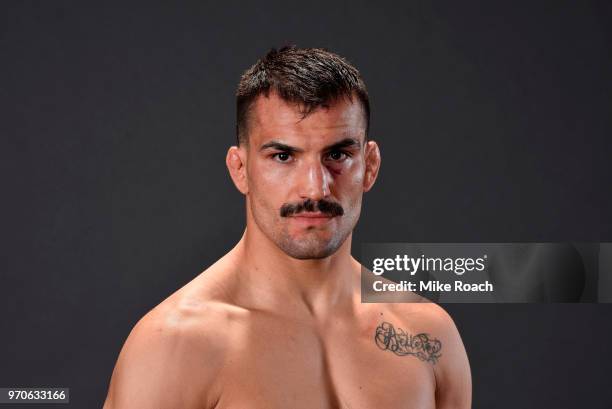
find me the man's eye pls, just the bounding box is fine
[327,151,348,161]
[272,152,292,162]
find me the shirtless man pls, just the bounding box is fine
[104,46,472,409]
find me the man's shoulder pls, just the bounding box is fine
[144,250,248,333]
[141,292,244,348]
[104,264,246,408]
[134,261,250,358]
[379,302,471,406]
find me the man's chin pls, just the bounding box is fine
[278,239,341,260]
[288,250,334,260]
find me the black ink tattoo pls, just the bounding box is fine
[374,321,442,364]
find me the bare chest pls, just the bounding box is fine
[213,318,437,409]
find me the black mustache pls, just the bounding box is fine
[280,199,344,218]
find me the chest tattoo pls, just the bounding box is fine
[374,321,442,364]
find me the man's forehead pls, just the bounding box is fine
[248,92,367,145]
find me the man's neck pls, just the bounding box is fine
[229,225,358,319]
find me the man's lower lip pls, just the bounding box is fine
[290,216,335,225]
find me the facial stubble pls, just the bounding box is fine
[250,195,361,260]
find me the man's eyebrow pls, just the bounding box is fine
[324,138,362,151]
[259,141,304,153]
[259,137,362,153]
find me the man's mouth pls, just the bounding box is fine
[289,212,337,226]
[291,212,334,218]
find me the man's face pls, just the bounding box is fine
[234,92,378,259]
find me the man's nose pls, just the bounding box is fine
[297,159,331,201]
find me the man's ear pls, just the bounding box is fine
[226,146,248,195]
[363,140,381,192]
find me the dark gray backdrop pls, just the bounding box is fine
[1,1,611,408]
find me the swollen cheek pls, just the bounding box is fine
[328,165,343,176]
[329,161,358,178]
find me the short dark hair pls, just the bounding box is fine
[236,46,370,145]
